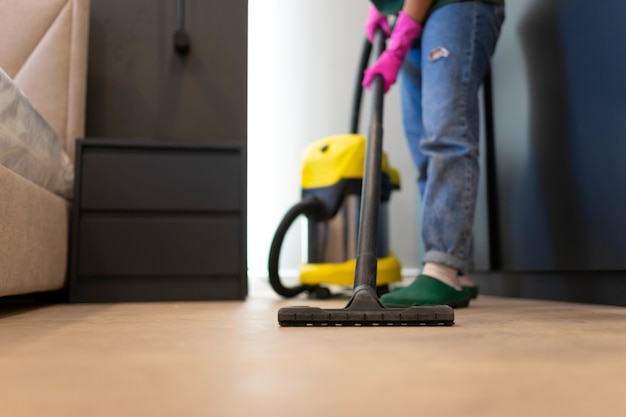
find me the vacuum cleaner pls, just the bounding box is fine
[268,30,405,300]
[268,133,402,299]
[276,29,454,326]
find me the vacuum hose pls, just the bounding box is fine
[268,197,325,298]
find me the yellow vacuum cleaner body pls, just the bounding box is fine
[268,133,402,298]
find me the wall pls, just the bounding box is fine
[85,0,247,143]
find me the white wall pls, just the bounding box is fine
[247,0,421,281]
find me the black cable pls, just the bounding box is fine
[174,0,190,55]
[177,0,185,30]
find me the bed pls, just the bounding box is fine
[0,0,89,298]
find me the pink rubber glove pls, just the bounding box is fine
[365,4,390,43]
[362,11,423,93]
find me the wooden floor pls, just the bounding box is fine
[1,281,626,417]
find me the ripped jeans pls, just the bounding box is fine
[399,1,505,273]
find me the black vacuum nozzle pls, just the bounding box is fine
[278,288,454,327]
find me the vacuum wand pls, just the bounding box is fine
[353,73,384,291]
[353,29,386,292]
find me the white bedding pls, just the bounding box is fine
[0,67,73,199]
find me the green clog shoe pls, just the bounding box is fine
[381,274,471,308]
[391,282,479,299]
[465,284,479,299]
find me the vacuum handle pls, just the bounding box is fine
[353,28,386,291]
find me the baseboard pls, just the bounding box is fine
[472,270,626,307]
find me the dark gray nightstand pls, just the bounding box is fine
[69,138,247,302]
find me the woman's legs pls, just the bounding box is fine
[382,1,504,307]
[419,1,503,273]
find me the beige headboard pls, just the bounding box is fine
[0,0,90,162]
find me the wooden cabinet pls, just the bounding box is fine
[69,139,247,302]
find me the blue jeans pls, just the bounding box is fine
[398,1,505,273]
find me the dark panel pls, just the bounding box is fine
[78,215,240,276]
[557,0,626,269]
[479,0,626,274]
[73,275,244,302]
[80,147,241,211]
[85,0,247,142]
[499,0,579,271]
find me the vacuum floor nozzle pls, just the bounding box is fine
[278,289,454,327]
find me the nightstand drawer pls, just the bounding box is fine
[78,215,240,276]
[80,148,242,211]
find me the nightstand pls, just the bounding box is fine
[69,138,247,302]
